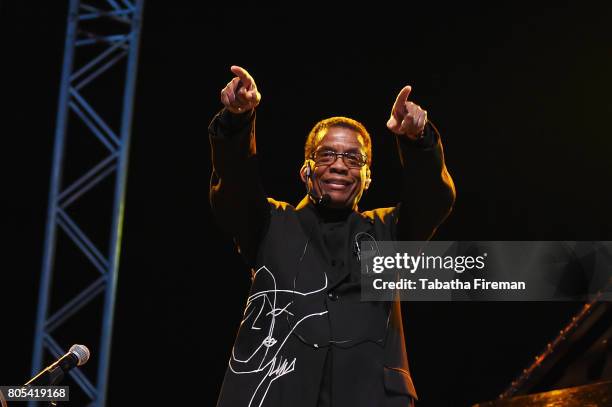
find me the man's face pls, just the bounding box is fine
[305,126,370,209]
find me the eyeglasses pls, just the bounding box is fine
[312,150,367,168]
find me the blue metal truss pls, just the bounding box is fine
[30,0,144,405]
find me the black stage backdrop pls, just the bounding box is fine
[1,2,611,406]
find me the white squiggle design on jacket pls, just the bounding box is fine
[229,265,328,407]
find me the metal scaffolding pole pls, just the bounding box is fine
[30,0,144,405]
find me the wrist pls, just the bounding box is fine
[219,107,255,130]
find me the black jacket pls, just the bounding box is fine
[209,109,455,407]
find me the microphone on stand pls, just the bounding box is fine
[25,344,90,386]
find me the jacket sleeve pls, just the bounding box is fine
[208,108,270,267]
[395,121,456,241]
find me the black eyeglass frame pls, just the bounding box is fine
[310,149,368,168]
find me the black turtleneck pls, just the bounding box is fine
[314,203,353,223]
[314,203,356,407]
[314,203,353,285]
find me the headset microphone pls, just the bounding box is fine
[305,161,331,206]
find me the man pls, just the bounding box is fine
[209,65,455,407]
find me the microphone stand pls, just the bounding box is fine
[24,363,66,406]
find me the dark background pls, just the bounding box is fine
[1,1,611,406]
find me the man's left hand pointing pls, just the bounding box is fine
[386,85,428,140]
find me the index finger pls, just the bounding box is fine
[391,85,412,116]
[230,65,255,90]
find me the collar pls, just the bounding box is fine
[296,195,357,221]
[295,195,376,225]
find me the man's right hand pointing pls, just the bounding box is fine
[220,65,261,114]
